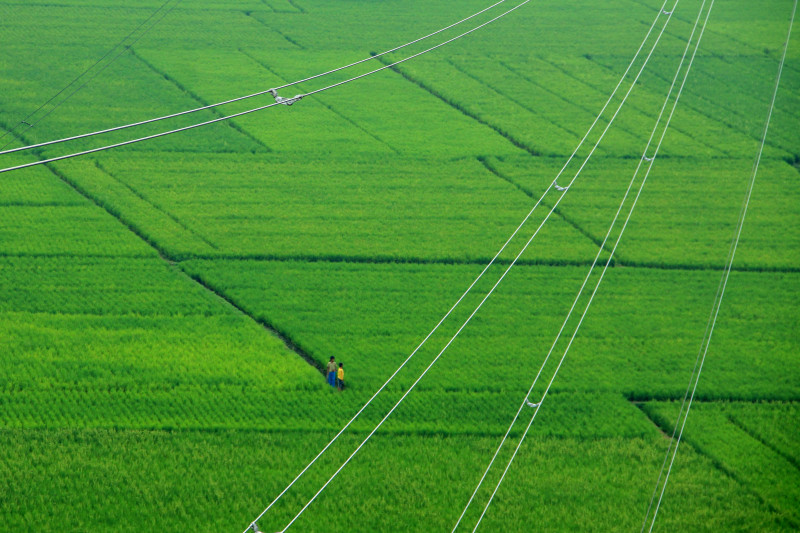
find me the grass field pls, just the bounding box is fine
[0,0,798,531]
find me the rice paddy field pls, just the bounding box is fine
[0,0,798,531]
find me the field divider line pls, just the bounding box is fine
[478,156,617,257]
[187,252,601,268]
[724,414,800,474]
[42,167,173,260]
[178,267,325,374]
[239,48,402,154]
[636,405,800,529]
[533,52,724,157]
[286,0,306,14]
[463,0,713,527]
[444,58,585,140]
[92,160,219,251]
[257,2,278,14]
[635,63,792,155]
[374,55,542,157]
[631,402,671,439]
[243,11,305,49]
[654,58,800,137]
[180,250,800,273]
[629,395,800,404]
[128,48,272,152]
[495,58,646,145]
[574,56,727,157]
[629,0,800,77]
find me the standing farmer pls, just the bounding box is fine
[326,356,337,387]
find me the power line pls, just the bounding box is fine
[0,0,510,158]
[642,1,796,530]
[0,100,282,175]
[450,6,679,529]
[295,0,524,102]
[0,0,181,151]
[249,2,699,530]
[244,160,550,531]
[270,0,512,92]
[469,2,715,529]
[1,0,531,177]
[243,0,683,530]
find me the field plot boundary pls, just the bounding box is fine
[4,147,326,374]
[629,0,800,78]
[444,57,585,142]
[239,48,402,154]
[598,55,794,157]
[180,265,324,374]
[374,55,543,157]
[243,11,305,48]
[178,248,800,274]
[477,155,617,255]
[128,47,272,153]
[646,62,799,153]
[726,414,800,473]
[639,400,800,529]
[493,57,647,146]
[645,410,795,528]
[534,55,727,157]
[48,161,178,258]
[92,160,219,251]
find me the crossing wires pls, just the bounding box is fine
[459,1,717,528]
[640,0,797,530]
[0,0,516,171]
[244,0,689,531]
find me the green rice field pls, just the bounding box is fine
[0,0,798,531]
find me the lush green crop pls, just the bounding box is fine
[87,153,603,262]
[724,402,800,466]
[0,0,796,531]
[0,163,80,205]
[486,155,800,269]
[0,204,156,256]
[180,260,800,400]
[642,401,800,526]
[0,428,791,533]
[0,257,219,314]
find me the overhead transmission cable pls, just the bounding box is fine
[246,2,688,532]
[466,2,715,530]
[242,1,680,531]
[0,0,182,151]
[0,0,511,158]
[452,0,696,525]
[0,0,532,176]
[641,1,796,531]
[0,100,284,175]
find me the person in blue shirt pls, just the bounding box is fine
[326,356,337,387]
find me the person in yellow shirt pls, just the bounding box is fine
[337,362,345,391]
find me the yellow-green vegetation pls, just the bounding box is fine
[0,0,797,531]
